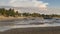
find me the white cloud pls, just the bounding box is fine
[10,0,48,8]
[10,0,17,3]
[0,0,48,10]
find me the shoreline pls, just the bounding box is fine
[0,16,60,21]
[0,16,43,21]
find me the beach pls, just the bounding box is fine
[0,16,60,34]
[0,26,60,34]
[0,16,27,21]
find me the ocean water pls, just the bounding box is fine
[0,18,60,32]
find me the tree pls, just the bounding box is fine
[31,13,40,17]
[8,8,15,17]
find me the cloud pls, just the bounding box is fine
[10,0,48,8]
[0,0,48,10]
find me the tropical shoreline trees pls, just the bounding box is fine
[0,8,60,18]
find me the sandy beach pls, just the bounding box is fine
[0,26,60,34]
[0,16,27,21]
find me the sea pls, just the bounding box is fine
[0,17,60,32]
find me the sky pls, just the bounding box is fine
[0,0,60,14]
[0,0,60,8]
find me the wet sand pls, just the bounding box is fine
[0,26,60,34]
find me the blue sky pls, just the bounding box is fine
[40,0,60,8]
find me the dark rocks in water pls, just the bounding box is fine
[31,19,35,20]
[30,22,44,25]
[52,18,60,23]
[44,18,52,19]
[43,17,52,19]
[23,18,29,21]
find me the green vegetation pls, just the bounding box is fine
[0,8,60,18]
[0,8,20,17]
